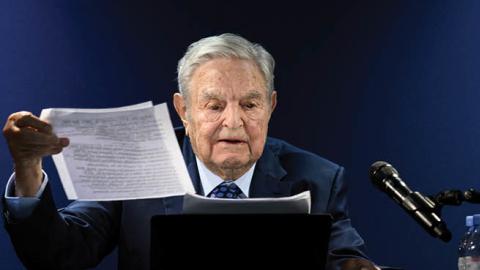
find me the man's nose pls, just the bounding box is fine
[222,104,243,129]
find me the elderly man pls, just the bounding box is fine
[2,34,378,269]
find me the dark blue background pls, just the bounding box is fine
[1,1,479,269]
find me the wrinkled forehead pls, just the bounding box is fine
[189,58,268,100]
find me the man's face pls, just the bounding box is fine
[174,58,276,179]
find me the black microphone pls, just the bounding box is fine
[369,161,452,242]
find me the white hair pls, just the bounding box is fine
[177,33,275,101]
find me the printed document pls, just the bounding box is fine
[183,191,311,214]
[40,102,195,201]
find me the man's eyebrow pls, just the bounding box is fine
[243,90,263,100]
[199,89,265,100]
[199,90,221,100]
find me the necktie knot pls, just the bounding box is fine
[208,180,246,199]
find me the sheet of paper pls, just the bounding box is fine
[40,102,195,201]
[183,191,311,214]
[40,101,153,114]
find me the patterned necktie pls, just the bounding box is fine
[208,180,246,199]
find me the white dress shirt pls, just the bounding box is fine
[195,157,256,197]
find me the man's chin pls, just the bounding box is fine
[217,157,251,170]
[207,156,255,179]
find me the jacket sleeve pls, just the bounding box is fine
[2,182,122,270]
[324,166,373,269]
[4,171,48,220]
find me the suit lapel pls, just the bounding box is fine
[177,127,291,198]
[163,128,203,215]
[249,142,292,198]
[179,129,205,195]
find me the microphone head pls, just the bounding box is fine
[369,161,399,188]
[369,161,453,243]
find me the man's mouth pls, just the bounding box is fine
[218,139,247,144]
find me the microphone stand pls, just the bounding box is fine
[413,189,480,243]
[430,188,480,209]
[428,189,480,239]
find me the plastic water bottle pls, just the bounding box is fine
[459,214,480,270]
[459,216,474,270]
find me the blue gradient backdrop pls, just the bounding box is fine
[1,1,479,269]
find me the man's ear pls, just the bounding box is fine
[173,93,190,135]
[270,90,277,113]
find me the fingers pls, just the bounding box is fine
[8,136,68,162]
[16,128,60,145]
[15,143,66,157]
[10,113,69,145]
[341,258,378,270]
[13,113,52,134]
[3,111,69,163]
[59,137,69,147]
[16,128,69,147]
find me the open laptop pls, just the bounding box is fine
[150,214,332,269]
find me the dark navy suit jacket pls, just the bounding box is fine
[2,128,369,269]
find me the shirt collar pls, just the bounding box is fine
[195,156,255,197]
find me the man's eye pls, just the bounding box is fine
[208,104,222,111]
[243,103,257,109]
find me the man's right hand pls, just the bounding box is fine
[2,111,69,197]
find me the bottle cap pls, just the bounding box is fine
[467,216,474,227]
[472,214,480,226]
